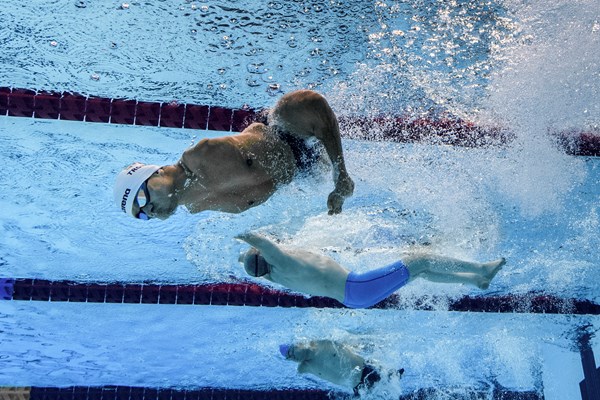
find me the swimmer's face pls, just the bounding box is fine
[132,168,179,220]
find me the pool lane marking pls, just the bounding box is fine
[1,278,598,315]
[0,87,598,156]
[0,87,253,132]
[0,278,13,301]
[0,386,543,400]
[0,387,30,400]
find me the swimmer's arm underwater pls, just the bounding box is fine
[235,232,288,266]
[269,90,354,214]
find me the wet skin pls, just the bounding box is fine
[134,90,354,219]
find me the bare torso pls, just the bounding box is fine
[264,249,350,302]
[178,123,297,213]
[126,90,354,220]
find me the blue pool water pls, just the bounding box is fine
[1,1,599,399]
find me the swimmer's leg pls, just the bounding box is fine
[343,261,411,308]
[403,254,505,289]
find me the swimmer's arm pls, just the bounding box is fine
[271,90,354,214]
[235,232,288,266]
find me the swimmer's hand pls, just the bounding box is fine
[234,232,255,243]
[328,173,354,215]
[235,232,287,266]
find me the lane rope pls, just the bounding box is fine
[0,87,598,155]
[0,385,544,400]
[1,278,597,315]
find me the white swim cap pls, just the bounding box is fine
[113,162,161,218]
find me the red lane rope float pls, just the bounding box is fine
[0,386,544,400]
[2,278,598,315]
[0,87,598,156]
[0,87,256,131]
[1,387,331,400]
[0,87,255,131]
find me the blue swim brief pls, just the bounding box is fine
[343,260,410,309]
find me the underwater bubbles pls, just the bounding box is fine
[483,0,596,215]
[266,83,282,96]
[332,0,595,219]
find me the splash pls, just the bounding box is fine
[331,0,595,217]
[330,0,517,118]
[482,0,596,215]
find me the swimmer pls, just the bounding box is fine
[113,90,354,220]
[237,232,505,308]
[279,339,403,394]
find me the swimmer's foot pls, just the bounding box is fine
[478,258,506,289]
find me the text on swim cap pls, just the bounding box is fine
[128,165,143,175]
[121,188,131,213]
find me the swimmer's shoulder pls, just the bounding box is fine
[182,137,236,171]
[240,122,270,136]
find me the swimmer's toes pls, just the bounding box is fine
[494,258,506,272]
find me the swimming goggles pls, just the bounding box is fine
[135,181,151,220]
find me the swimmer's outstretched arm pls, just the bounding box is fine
[235,232,289,266]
